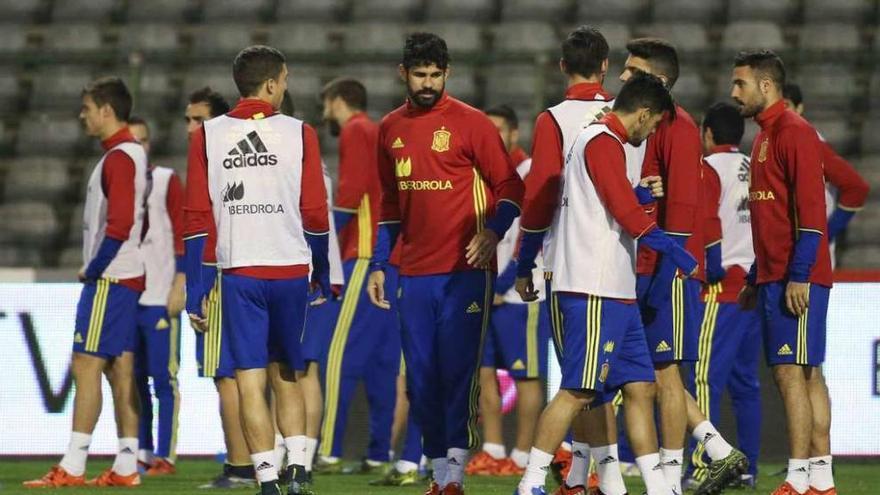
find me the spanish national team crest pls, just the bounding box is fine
[432,127,451,152]
[599,363,610,383]
[757,138,769,163]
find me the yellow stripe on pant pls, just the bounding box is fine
[319,258,369,457]
[691,284,720,481]
[672,277,685,361]
[550,290,564,358]
[168,316,181,462]
[467,270,493,449]
[581,295,602,390]
[85,279,110,353]
[526,303,540,378]
[206,270,222,377]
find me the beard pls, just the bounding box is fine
[734,96,764,118]
[408,87,442,109]
[327,119,341,137]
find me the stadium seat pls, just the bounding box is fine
[2,158,70,201]
[202,0,274,21]
[492,22,558,55]
[727,0,798,22]
[813,119,855,154]
[0,0,44,22]
[268,22,337,57]
[0,201,59,244]
[51,0,119,22]
[485,63,542,108]
[165,119,190,155]
[118,24,181,54]
[16,116,82,156]
[343,64,403,112]
[59,245,82,268]
[277,0,347,21]
[29,66,94,112]
[838,245,880,268]
[632,23,709,53]
[652,0,723,23]
[343,22,409,57]
[127,0,195,21]
[845,206,880,245]
[40,24,105,53]
[804,0,873,23]
[721,21,786,52]
[444,64,477,105]
[132,66,176,110]
[0,72,20,114]
[859,121,880,154]
[426,0,495,21]
[181,65,240,104]
[576,0,649,23]
[501,0,569,21]
[0,245,43,267]
[191,24,256,59]
[412,23,484,56]
[796,65,858,117]
[799,23,862,54]
[352,0,420,21]
[673,73,709,112]
[0,24,28,55]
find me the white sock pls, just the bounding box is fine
[274,434,286,473]
[786,458,810,493]
[483,442,506,460]
[304,437,318,472]
[593,444,627,495]
[432,457,448,487]
[566,441,591,487]
[636,453,670,495]
[518,447,553,493]
[510,448,530,468]
[692,420,733,461]
[137,449,153,465]
[112,437,139,476]
[809,456,833,491]
[395,459,419,473]
[252,450,279,484]
[59,432,91,476]
[659,448,683,494]
[284,435,308,468]
[446,448,468,486]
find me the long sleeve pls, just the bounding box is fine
[334,122,371,213]
[166,172,186,271]
[520,111,563,232]
[101,150,137,241]
[377,124,401,223]
[183,126,213,240]
[653,119,702,235]
[822,140,869,211]
[300,124,330,234]
[470,114,525,219]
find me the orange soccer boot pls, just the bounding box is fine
[22,466,86,488]
[86,468,141,487]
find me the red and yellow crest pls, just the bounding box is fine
[757,139,769,163]
[431,127,451,152]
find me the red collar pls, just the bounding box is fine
[600,113,629,143]
[101,126,137,151]
[755,99,787,130]
[405,91,451,116]
[708,144,739,155]
[564,82,612,101]
[345,111,369,127]
[228,98,277,120]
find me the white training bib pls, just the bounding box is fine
[140,166,177,306]
[204,114,311,269]
[705,150,754,272]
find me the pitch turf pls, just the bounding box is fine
[1,459,878,494]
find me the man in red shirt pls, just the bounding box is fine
[314,77,400,474]
[184,46,330,495]
[366,32,525,495]
[733,51,836,495]
[26,78,147,488]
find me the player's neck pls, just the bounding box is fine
[98,120,126,141]
[336,107,358,127]
[566,74,602,88]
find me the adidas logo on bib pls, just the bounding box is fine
[222,131,278,169]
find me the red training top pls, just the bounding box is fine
[749,100,832,287]
[335,112,382,261]
[184,99,329,279]
[377,92,525,276]
[820,138,870,211]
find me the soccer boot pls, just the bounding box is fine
[493,458,526,476]
[514,487,548,495]
[368,465,420,486]
[86,468,141,487]
[287,465,315,495]
[466,450,501,475]
[424,480,441,495]
[145,457,176,476]
[771,482,807,495]
[694,448,748,495]
[343,458,386,475]
[199,473,257,489]
[258,481,283,495]
[806,488,837,495]
[552,483,586,495]
[312,457,343,474]
[587,472,599,490]
[726,473,756,489]
[22,466,86,488]
[550,448,574,486]
[443,482,464,495]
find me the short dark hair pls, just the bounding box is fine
[232,45,286,98]
[782,82,803,106]
[702,102,744,146]
[188,86,229,118]
[402,32,449,70]
[561,26,609,79]
[613,72,676,119]
[82,76,132,121]
[485,104,519,130]
[626,38,680,88]
[733,49,786,88]
[320,77,367,111]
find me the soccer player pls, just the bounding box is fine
[25,77,147,488]
[184,45,330,495]
[467,104,548,477]
[366,32,525,495]
[516,72,696,495]
[619,38,747,495]
[732,50,836,495]
[683,102,762,490]
[126,116,185,476]
[315,77,400,475]
[782,83,870,263]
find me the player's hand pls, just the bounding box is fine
[493,293,505,306]
[309,271,331,306]
[737,284,758,310]
[77,269,88,283]
[189,296,209,332]
[785,280,810,316]
[515,276,539,302]
[166,273,186,316]
[639,175,664,199]
[367,269,391,309]
[466,229,500,268]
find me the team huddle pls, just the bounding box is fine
[24,23,871,495]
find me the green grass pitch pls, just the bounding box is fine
[1,459,877,494]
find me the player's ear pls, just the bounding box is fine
[558,58,567,75]
[600,58,608,76]
[398,64,407,82]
